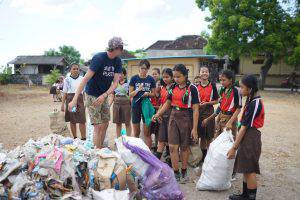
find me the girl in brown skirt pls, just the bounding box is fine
[110,67,131,137]
[227,74,265,200]
[152,64,199,183]
[196,66,219,162]
[153,68,173,165]
[61,63,86,139]
[203,69,242,138]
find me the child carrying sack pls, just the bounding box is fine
[196,129,235,191]
[49,109,68,136]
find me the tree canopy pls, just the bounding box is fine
[196,0,299,88]
[44,45,81,65]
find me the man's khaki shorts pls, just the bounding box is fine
[86,95,110,125]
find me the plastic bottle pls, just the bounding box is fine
[121,129,127,136]
[84,118,94,149]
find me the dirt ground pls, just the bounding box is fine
[0,84,300,200]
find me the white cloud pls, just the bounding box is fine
[9,0,75,16]
[119,0,170,19]
[159,7,210,39]
[76,5,103,22]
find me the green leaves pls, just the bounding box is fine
[44,45,81,65]
[45,69,61,85]
[195,0,299,64]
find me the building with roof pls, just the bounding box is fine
[8,55,67,75]
[7,55,67,85]
[125,35,222,82]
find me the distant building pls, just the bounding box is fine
[7,55,67,85]
[8,55,67,75]
[125,35,223,82]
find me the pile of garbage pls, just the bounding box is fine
[0,133,183,200]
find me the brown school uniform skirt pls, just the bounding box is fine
[216,113,237,137]
[234,128,262,174]
[158,108,171,143]
[198,105,215,141]
[65,93,86,123]
[113,96,131,124]
[50,86,57,94]
[168,109,192,149]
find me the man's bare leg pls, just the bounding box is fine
[93,122,109,148]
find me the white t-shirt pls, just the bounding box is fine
[63,75,84,94]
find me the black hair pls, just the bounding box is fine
[200,65,210,72]
[160,68,173,87]
[241,74,259,103]
[173,63,189,79]
[221,69,235,84]
[70,63,79,70]
[152,67,161,75]
[139,59,150,69]
[172,64,190,104]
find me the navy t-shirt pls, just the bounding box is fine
[129,75,156,107]
[85,52,122,97]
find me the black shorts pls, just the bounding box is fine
[131,104,145,124]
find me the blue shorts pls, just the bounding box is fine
[131,104,145,124]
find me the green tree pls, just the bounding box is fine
[128,49,147,58]
[44,45,81,65]
[45,69,61,85]
[196,0,299,89]
[0,66,12,85]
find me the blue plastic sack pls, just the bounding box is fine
[124,142,184,200]
[141,98,155,127]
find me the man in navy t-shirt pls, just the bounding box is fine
[68,37,124,148]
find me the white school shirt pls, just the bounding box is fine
[63,75,84,94]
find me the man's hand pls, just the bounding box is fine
[227,147,236,159]
[61,104,65,112]
[138,84,143,91]
[191,128,198,141]
[92,94,106,106]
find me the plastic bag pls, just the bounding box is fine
[91,189,129,200]
[115,136,150,177]
[196,129,235,191]
[49,109,69,136]
[11,172,32,197]
[141,98,155,127]
[124,142,184,200]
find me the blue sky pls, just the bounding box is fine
[0,0,210,66]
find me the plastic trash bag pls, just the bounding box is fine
[91,189,129,200]
[196,129,235,191]
[49,109,69,136]
[115,136,150,177]
[124,142,184,200]
[0,159,21,182]
[141,98,155,127]
[11,172,32,198]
